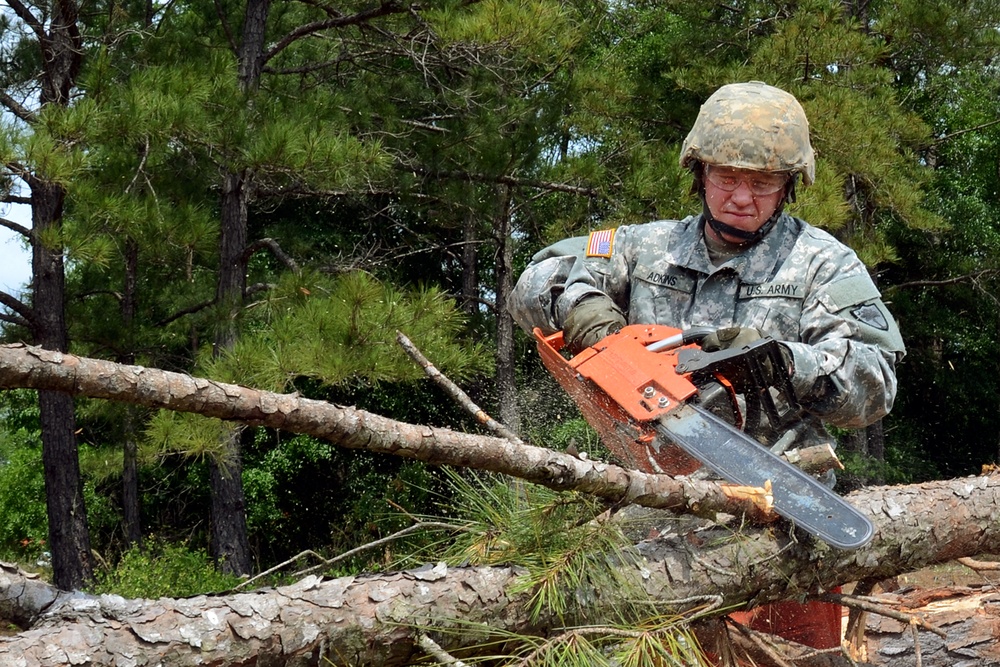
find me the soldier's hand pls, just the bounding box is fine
[700,326,762,352]
[563,295,626,353]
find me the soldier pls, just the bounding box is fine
[509,81,905,650]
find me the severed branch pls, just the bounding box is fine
[418,634,471,667]
[234,521,468,590]
[396,330,522,442]
[956,555,1000,571]
[0,342,780,524]
[817,591,947,638]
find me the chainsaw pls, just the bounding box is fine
[534,323,874,550]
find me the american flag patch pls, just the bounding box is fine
[586,229,615,257]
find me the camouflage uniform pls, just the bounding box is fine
[509,212,905,448]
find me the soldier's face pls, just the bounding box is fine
[703,166,788,241]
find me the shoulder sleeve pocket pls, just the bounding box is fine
[818,274,881,311]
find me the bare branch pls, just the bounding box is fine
[0,311,31,329]
[891,268,1000,290]
[0,216,32,238]
[397,330,521,442]
[245,237,300,273]
[818,591,948,638]
[411,167,602,198]
[211,0,238,55]
[932,117,1000,145]
[263,2,413,66]
[957,555,1000,571]
[154,298,215,328]
[418,634,471,667]
[0,290,33,323]
[4,0,47,41]
[0,90,36,123]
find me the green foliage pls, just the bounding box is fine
[241,431,444,568]
[0,392,118,564]
[0,432,48,561]
[406,469,710,664]
[220,270,489,390]
[429,470,643,622]
[88,540,242,599]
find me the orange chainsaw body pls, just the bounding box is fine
[535,324,709,475]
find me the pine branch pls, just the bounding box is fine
[891,268,1000,290]
[0,343,781,525]
[0,216,31,238]
[0,290,33,324]
[0,90,36,123]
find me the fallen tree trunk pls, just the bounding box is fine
[1,343,999,665]
[1,474,999,665]
[860,585,1000,666]
[0,343,774,521]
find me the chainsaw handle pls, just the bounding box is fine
[646,325,715,352]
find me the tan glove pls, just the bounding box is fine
[563,295,626,353]
[700,326,762,352]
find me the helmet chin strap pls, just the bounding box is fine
[698,177,790,246]
[702,200,783,245]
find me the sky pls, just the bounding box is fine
[0,202,33,297]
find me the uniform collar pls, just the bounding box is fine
[668,213,800,283]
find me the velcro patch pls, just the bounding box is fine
[851,303,889,331]
[586,229,615,257]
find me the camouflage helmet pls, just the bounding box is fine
[680,81,815,186]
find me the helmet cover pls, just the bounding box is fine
[680,81,815,186]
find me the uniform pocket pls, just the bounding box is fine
[631,264,696,325]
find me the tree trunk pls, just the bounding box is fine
[493,185,519,433]
[29,177,93,591]
[211,168,253,576]
[14,0,93,593]
[206,0,273,577]
[1,474,999,666]
[120,238,142,546]
[461,213,478,316]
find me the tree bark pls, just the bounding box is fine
[1,474,999,665]
[14,0,94,592]
[493,185,520,434]
[206,0,272,576]
[212,167,252,576]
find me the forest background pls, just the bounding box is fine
[1,0,1000,597]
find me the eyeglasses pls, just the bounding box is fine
[704,167,789,196]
